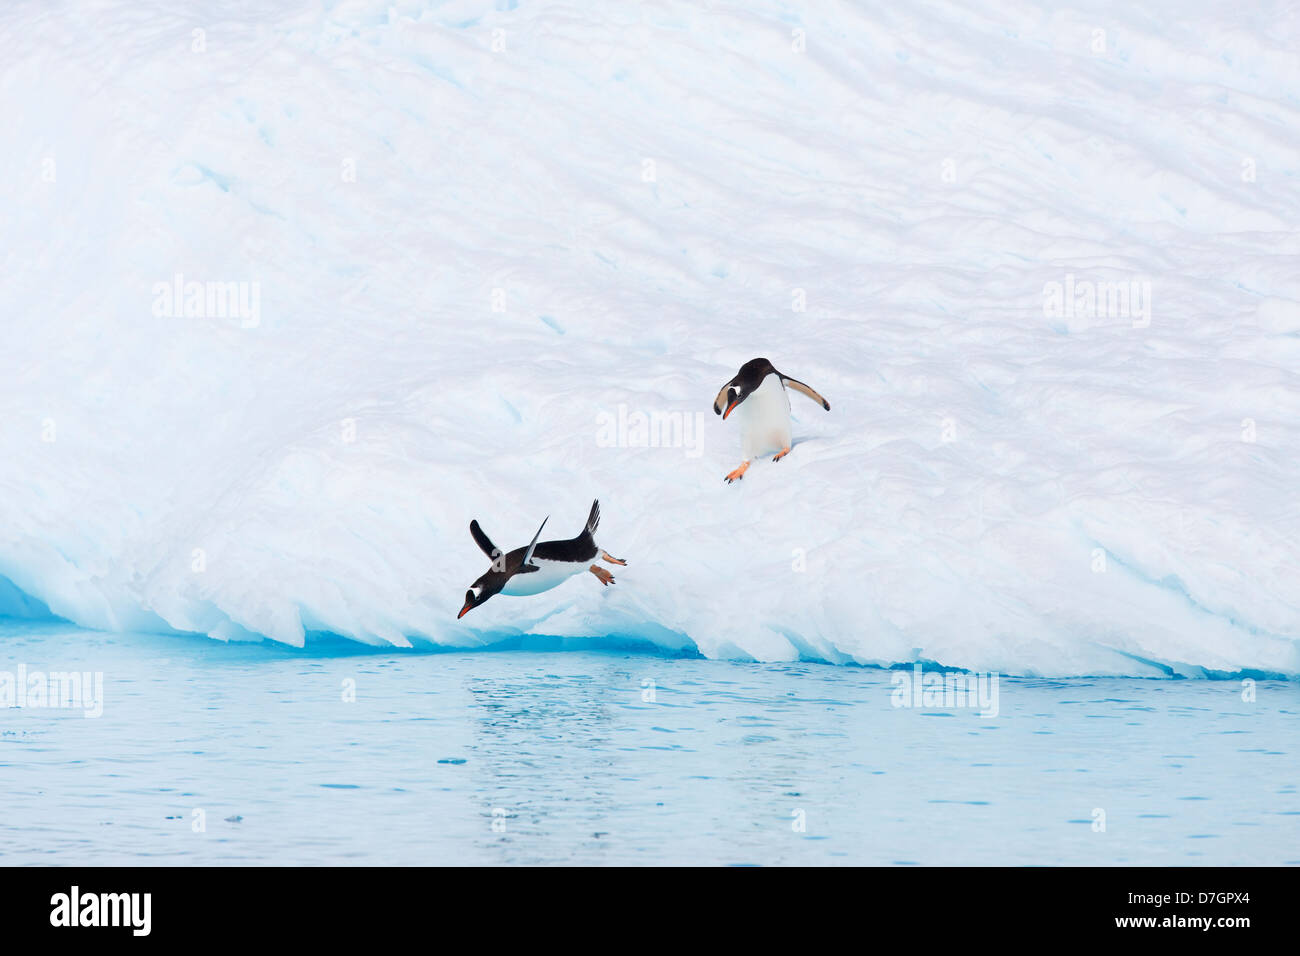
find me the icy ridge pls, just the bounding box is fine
[1,0,1297,676]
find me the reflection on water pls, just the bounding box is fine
[467,668,622,864]
[0,623,1296,865]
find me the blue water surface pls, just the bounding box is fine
[0,622,1295,865]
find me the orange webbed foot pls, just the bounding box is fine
[589,564,615,586]
[601,551,627,566]
[724,461,750,484]
[772,446,791,462]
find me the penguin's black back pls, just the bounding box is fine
[531,499,599,564]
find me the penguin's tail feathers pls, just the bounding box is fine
[584,499,600,537]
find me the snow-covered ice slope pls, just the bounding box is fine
[1,0,1298,675]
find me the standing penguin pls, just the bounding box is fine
[458,499,627,618]
[713,357,830,483]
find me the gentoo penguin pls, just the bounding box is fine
[713,357,830,483]
[458,499,627,618]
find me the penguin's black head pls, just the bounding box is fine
[458,576,504,619]
[714,358,776,419]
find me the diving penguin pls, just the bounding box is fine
[458,499,627,618]
[713,357,831,483]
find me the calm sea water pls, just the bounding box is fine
[1,622,1295,865]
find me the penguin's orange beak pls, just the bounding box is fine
[458,600,473,619]
[722,399,740,419]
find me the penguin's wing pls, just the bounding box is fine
[469,520,498,559]
[520,516,549,571]
[779,374,830,411]
[712,376,739,416]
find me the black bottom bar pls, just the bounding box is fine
[0,866,1284,942]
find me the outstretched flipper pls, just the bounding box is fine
[520,516,549,571]
[779,374,830,411]
[713,378,740,417]
[469,519,506,570]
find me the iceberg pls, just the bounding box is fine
[0,0,1297,676]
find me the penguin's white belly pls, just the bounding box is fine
[738,374,792,458]
[501,558,584,596]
